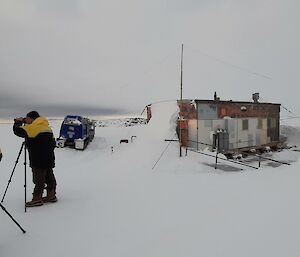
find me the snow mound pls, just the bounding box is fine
[97,117,147,127]
[280,125,300,147]
[2,102,300,257]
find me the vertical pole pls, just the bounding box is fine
[215,134,219,169]
[236,119,239,149]
[196,100,199,151]
[24,142,27,213]
[180,44,183,101]
[179,44,183,157]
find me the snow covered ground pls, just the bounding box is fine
[1,101,300,257]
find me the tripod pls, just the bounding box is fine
[0,141,27,233]
[1,142,28,213]
[0,202,26,233]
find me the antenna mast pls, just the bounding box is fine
[180,44,183,101]
[179,44,183,157]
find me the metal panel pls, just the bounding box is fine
[227,119,237,150]
[212,120,226,134]
[188,120,198,149]
[216,132,229,152]
[255,132,261,146]
[225,118,257,149]
[260,125,268,145]
[248,119,257,147]
[197,103,218,120]
[195,115,272,152]
[248,133,254,147]
[197,120,213,150]
[256,118,267,145]
[267,117,279,142]
[197,119,226,150]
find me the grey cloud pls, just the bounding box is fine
[0,91,129,118]
[0,0,300,119]
[0,103,128,119]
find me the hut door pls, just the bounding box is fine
[188,120,197,150]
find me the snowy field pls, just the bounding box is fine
[1,102,300,257]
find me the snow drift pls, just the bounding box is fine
[1,101,300,257]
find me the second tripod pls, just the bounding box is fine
[1,141,28,213]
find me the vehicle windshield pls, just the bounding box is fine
[63,117,82,126]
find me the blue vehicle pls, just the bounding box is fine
[56,115,95,150]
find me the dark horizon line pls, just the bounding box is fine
[0,104,145,119]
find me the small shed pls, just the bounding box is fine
[177,93,281,154]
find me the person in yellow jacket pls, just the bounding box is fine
[13,111,57,207]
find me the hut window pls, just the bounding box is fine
[242,119,249,130]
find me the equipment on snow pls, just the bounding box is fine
[0,203,26,233]
[56,115,96,150]
[1,141,28,213]
[0,144,26,233]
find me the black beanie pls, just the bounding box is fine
[26,111,40,120]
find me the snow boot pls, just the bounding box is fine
[42,190,57,203]
[26,195,43,207]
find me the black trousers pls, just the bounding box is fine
[32,168,57,197]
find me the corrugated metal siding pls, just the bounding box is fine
[197,120,215,150]
[196,117,269,151]
[197,119,227,150]
[227,119,238,149]
[260,119,268,145]
[228,118,268,149]
[236,118,256,148]
[187,100,280,152]
[267,117,279,142]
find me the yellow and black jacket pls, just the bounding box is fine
[13,117,55,168]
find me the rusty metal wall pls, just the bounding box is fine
[198,103,218,120]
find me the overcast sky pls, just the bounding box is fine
[0,0,299,118]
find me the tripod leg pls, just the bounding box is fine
[0,203,26,233]
[24,143,27,213]
[1,142,25,203]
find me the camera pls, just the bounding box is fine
[14,118,26,124]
